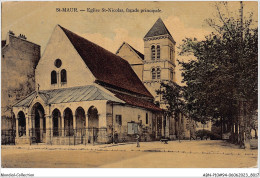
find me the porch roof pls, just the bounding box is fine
[111,91,163,112]
[13,85,124,107]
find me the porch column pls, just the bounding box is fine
[50,115,53,137]
[85,114,89,128]
[16,117,19,138]
[28,115,32,136]
[61,114,64,136]
[45,115,52,144]
[58,115,61,136]
[85,114,89,144]
[26,115,29,138]
[73,114,76,130]
[73,114,76,138]
[30,114,35,137]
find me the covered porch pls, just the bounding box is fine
[12,85,124,145]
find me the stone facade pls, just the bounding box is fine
[1,32,40,130]
[116,42,144,81]
[143,36,176,100]
[35,26,95,90]
[116,18,196,140]
[12,25,162,145]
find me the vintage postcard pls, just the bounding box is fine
[1,1,258,177]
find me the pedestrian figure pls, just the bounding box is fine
[136,134,140,147]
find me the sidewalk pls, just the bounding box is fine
[1,140,257,156]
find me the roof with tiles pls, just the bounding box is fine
[59,25,153,98]
[13,85,162,111]
[111,90,162,112]
[144,18,174,40]
[13,85,124,107]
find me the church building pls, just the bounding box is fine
[117,18,193,139]
[12,25,162,145]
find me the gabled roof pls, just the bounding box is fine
[128,43,144,60]
[144,18,173,39]
[13,85,124,107]
[13,85,162,111]
[59,25,153,98]
[116,42,144,60]
[110,90,162,112]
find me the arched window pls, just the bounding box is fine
[146,113,148,124]
[51,70,57,84]
[151,45,155,60]
[151,68,156,79]
[157,68,161,79]
[61,69,67,83]
[156,45,160,60]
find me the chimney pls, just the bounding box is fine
[8,30,15,36]
[18,34,27,40]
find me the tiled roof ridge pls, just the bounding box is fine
[58,25,153,98]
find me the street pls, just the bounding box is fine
[1,140,258,168]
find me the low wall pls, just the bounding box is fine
[50,135,108,145]
[15,137,30,145]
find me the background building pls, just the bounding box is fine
[1,31,40,130]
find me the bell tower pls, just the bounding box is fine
[143,18,176,101]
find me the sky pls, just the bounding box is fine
[2,1,258,84]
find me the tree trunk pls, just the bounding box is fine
[175,118,178,140]
[235,118,238,144]
[220,117,223,140]
[244,104,251,149]
[178,113,181,142]
[230,118,235,143]
[239,101,245,149]
[189,117,192,141]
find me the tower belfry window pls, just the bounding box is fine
[151,68,156,79]
[157,68,161,79]
[151,45,155,60]
[156,45,160,60]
